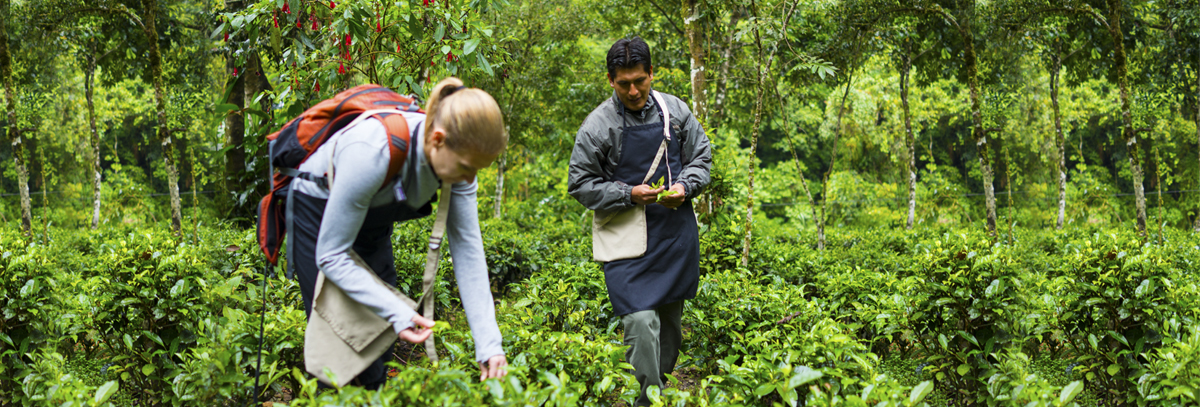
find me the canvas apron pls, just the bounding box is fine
[602,100,700,316]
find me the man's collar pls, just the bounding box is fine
[611,90,656,118]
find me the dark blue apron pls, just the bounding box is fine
[289,186,434,389]
[603,98,700,316]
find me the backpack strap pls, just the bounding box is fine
[417,182,453,362]
[322,109,414,190]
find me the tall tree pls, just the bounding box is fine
[1,0,31,234]
[683,0,707,124]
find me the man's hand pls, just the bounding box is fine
[479,354,508,382]
[631,184,664,205]
[658,183,686,209]
[398,315,435,343]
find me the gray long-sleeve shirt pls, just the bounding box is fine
[291,112,503,363]
[568,91,712,211]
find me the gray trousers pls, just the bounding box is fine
[621,300,684,406]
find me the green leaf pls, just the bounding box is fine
[1106,364,1120,376]
[215,104,239,116]
[957,364,970,376]
[754,383,775,397]
[476,53,494,76]
[434,23,445,42]
[1059,381,1083,405]
[464,38,480,56]
[788,366,823,389]
[938,333,949,351]
[94,381,119,405]
[142,364,156,376]
[123,334,134,350]
[1088,334,1099,351]
[909,381,933,405]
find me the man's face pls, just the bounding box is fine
[608,64,653,112]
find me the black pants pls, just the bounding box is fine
[289,190,400,389]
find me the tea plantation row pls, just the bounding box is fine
[2,220,1198,406]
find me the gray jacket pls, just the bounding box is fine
[568,91,712,211]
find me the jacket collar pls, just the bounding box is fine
[611,90,657,120]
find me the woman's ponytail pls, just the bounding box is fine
[423,77,507,156]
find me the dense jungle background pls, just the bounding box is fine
[2,0,1200,405]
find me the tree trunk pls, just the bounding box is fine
[142,0,181,234]
[0,0,29,234]
[1051,60,1066,230]
[740,5,768,267]
[224,51,246,203]
[901,57,916,230]
[87,57,102,229]
[962,25,995,235]
[740,72,763,267]
[1194,44,1199,232]
[709,10,739,130]
[1109,0,1145,234]
[493,152,505,219]
[683,0,706,124]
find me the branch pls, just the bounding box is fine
[645,0,684,35]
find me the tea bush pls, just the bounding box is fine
[3,221,1198,406]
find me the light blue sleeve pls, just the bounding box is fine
[315,136,418,336]
[445,180,505,363]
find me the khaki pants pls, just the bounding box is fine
[621,300,684,407]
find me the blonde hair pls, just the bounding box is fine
[423,77,508,156]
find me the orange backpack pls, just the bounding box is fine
[256,84,424,265]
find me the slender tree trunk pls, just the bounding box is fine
[683,0,706,124]
[142,0,181,234]
[493,152,505,219]
[901,57,916,229]
[773,85,820,230]
[1108,0,1145,234]
[1155,148,1164,244]
[740,3,769,267]
[1193,47,1199,232]
[962,26,996,234]
[87,58,103,229]
[1051,60,1067,229]
[740,70,764,267]
[224,14,246,205]
[709,10,739,130]
[818,68,856,251]
[1,0,29,234]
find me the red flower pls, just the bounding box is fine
[233,67,238,76]
[398,44,402,52]
[446,52,453,62]
[273,14,278,28]
[345,34,351,47]
[312,18,319,30]
[314,81,320,92]
[223,32,228,41]
[338,62,345,74]
[282,2,290,13]
[376,22,382,32]
[330,0,335,8]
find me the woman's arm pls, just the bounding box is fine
[444,180,505,363]
[315,123,419,335]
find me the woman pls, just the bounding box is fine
[288,77,508,388]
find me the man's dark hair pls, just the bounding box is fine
[606,37,652,78]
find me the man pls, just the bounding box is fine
[567,37,712,406]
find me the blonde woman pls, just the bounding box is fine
[288,77,508,388]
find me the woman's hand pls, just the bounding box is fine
[479,354,508,382]
[398,315,435,343]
